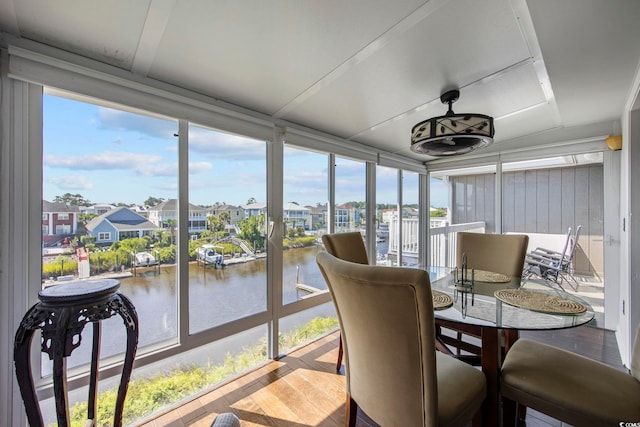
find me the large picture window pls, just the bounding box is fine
[35,87,427,424]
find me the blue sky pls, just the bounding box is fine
[43,93,447,207]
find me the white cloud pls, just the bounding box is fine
[44,152,163,170]
[49,175,94,191]
[97,108,177,139]
[189,128,265,160]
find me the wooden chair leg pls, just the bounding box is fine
[336,334,343,372]
[502,396,517,427]
[517,403,527,423]
[346,393,358,427]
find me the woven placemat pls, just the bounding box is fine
[451,269,510,283]
[494,289,586,315]
[432,290,453,310]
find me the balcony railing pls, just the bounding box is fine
[387,219,486,267]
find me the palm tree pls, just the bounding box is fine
[218,210,231,234]
[166,218,177,245]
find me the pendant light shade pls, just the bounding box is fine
[411,90,494,156]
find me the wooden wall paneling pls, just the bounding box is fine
[589,165,604,276]
[467,177,476,224]
[548,168,563,234]
[454,179,465,224]
[476,175,485,226]
[485,174,495,233]
[514,171,526,232]
[525,170,538,231]
[574,166,591,274]
[561,167,576,234]
[503,172,515,232]
[536,169,550,233]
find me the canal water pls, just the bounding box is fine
[43,242,390,376]
[43,244,339,374]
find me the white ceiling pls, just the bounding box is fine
[1,0,639,162]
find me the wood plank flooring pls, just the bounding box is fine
[135,326,624,427]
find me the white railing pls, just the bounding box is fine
[387,219,485,267]
[429,221,485,267]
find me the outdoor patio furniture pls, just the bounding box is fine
[523,225,582,291]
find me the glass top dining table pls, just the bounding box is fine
[429,267,595,330]
[428,266,595,426]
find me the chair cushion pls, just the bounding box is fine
[501,338,640,426]
[436,352,486,427]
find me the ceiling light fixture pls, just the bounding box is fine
[410,89,494,156]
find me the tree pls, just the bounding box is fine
[218,210,231,230]
[144,196,165,207]
[53,193,92,206]
[166,218,177,245]
[246,197,257,205]
[238,215,265,248]
[76,213,98,235]
[431,207,447,217]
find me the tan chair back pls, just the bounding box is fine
[321,232,369,265]
[631,326,640,382]
[316,251,437,426]
[456,232,529,278]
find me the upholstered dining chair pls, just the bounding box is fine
[501,326,640,426]
[435,232,529,364]
[321,232,369,371]
[316,251,486,427]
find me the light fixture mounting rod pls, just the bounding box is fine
[440,89,460,116]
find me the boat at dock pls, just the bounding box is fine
[132,251,158,267]
[196,244,225,268]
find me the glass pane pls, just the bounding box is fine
[402,171,420,267]
[42,91,178,375]
[38,325,268,425]
[279,302,338,355]
[282,146,328,305]
[375,165,397,265]
[188,124,267,332]
[429,168,495,268]
[334,156,366,233]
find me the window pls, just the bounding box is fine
[376,165,397,265]
[55,224,71,234]
[188,124,268,332]
[282,146,329,306]
[43,91,179,364]
[401,171,420,267]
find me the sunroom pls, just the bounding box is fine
[1,1,640,426]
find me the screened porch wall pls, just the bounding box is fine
[451,174,496,233]
[450,164,604,276]
[502,164,603,276]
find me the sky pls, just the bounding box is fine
[43,93,448,208]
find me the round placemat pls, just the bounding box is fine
[494,289,586,314]
[432,290,453,310]
[451,269,510,283]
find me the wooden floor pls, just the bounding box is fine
[136,326,624,427]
